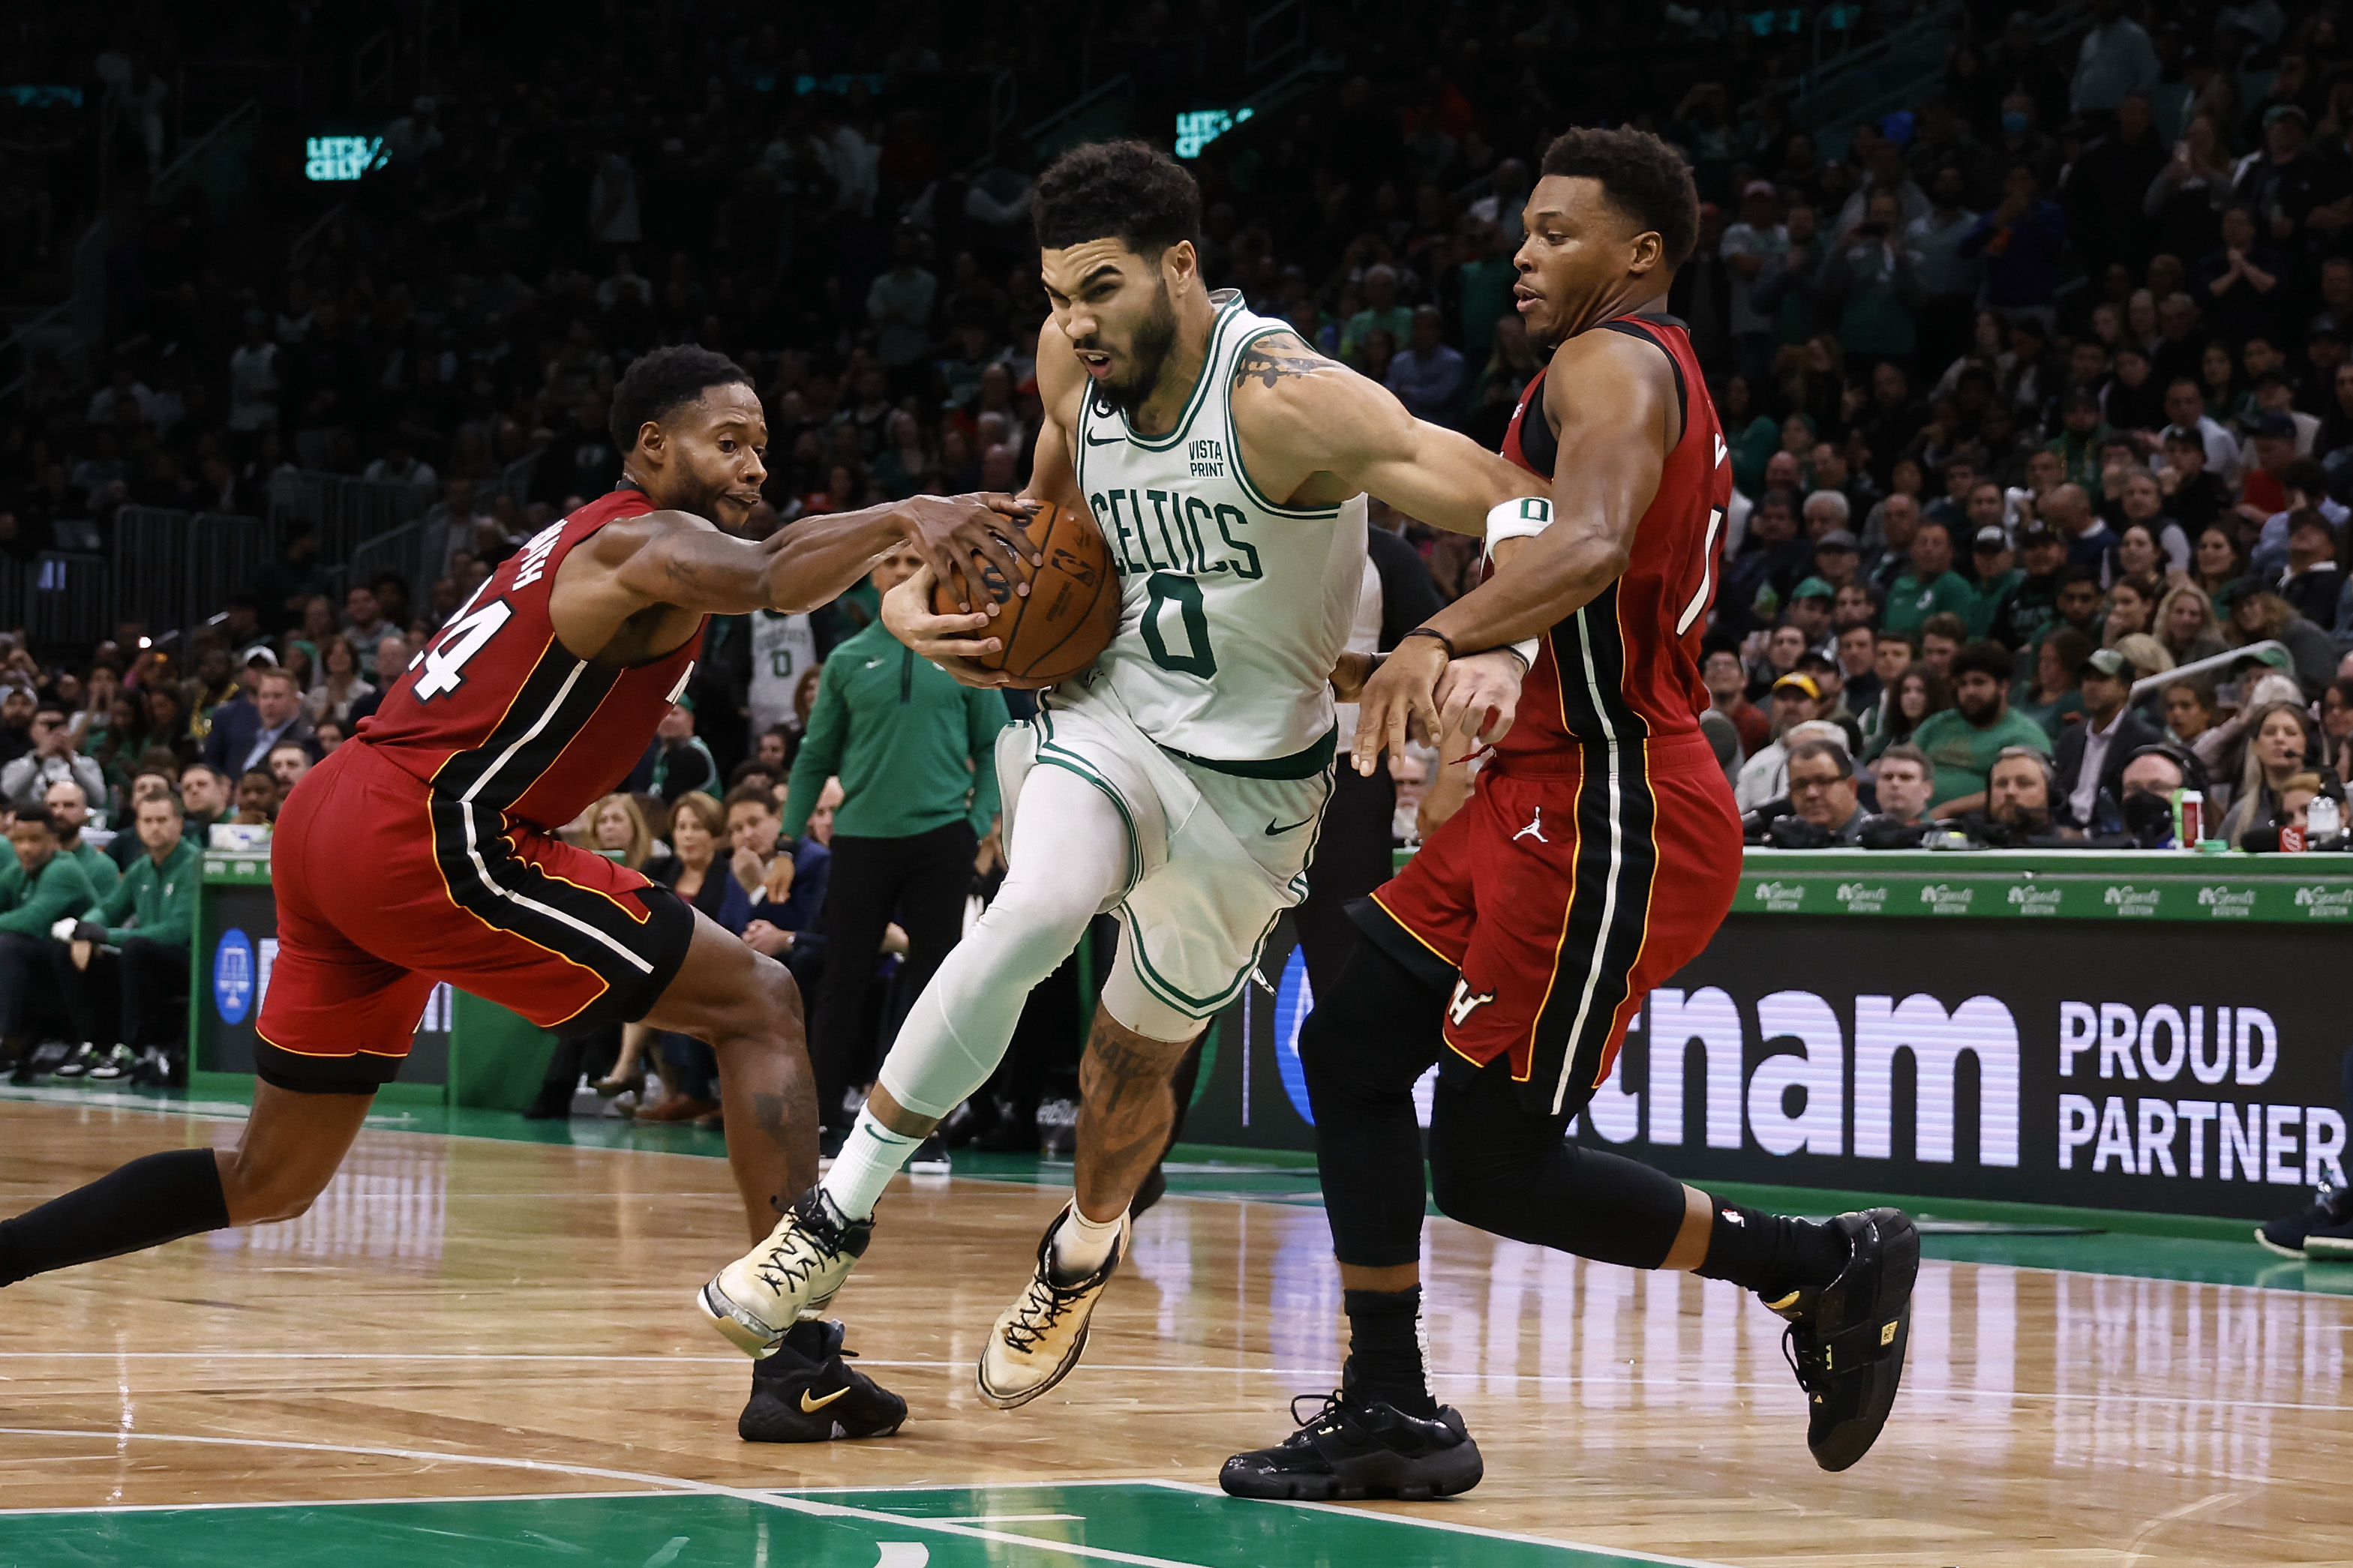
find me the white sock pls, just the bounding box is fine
[1051,1204,1126,1279]
[818,1109,922,1222]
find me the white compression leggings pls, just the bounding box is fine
[875,765,1198,1121]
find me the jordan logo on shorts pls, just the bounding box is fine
[1513,808,1550,844]
[1448,978,1496,1027]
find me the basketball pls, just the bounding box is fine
[929,498,1121,688]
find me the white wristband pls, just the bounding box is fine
[1507,637,1539,668]
[1485,496,1553,553]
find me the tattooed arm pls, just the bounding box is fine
[1227,331,1543,534]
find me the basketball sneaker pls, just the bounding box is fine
[1220,1376,1484,1501]
[737,1318,908,1443]
[974,1204,1126,1408]
[1765,1207,1919,1472]
[2255,1183,2350,1258]
[698,1187,872,1357]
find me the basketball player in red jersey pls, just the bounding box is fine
[0,346,1035,1444]
[1222,129,1917,1501]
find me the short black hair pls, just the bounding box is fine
[1538,125,1700,267]
[2054,564,2103,591]
[1947,640,2015,683]
[10,805,55,836]
[609,345,755,454]
[1033,139,1202,260]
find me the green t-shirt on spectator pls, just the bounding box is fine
[1455,256,1515,361]
[1340,304,1414,363]
[1882,569,1977,633]
[1910,706,2054,806]
[1967,568,2024,640]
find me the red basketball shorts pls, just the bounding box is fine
[1359,731,1741,1117]
[254,741,693,1092]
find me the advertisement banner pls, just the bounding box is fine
[1187,916,2347,1222]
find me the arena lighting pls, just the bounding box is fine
[305,136,386,181]
[1174,106,1253,159]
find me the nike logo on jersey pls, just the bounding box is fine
[798,1386,851,1414]
[1084,429,1127,447]
[1264,815,1316,836]
[865,658,885,669]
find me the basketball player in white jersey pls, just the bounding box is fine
[746,607,818,739]
[699,139,1541,1408]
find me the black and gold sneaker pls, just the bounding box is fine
[738,1318,908,1442]
[1220,1378,1483,1501]
[1766,1207,1919,1472]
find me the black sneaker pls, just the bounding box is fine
[84,1045,137,1081]
[2256,1183,2351,1258]
[1220,1384,1484,1501]
[738,1318,908,1442]
[1766,1207,1919,1472]
[48,1045,98,1079]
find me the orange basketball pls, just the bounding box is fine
[929,499,1121,688]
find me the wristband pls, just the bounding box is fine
[1485,496,1554,553]
[1503,638,1538,670]
[1401,627,1456,659]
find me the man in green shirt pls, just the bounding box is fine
[780,544,1010,1153]
[0,805,101,1083]
[59,792,199,1084]
[1910,641,2053,811]
[1964,526,2024,641]
[1880,519,1978,634]
[44,779,120,898]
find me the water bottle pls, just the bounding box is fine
[2311,793,2342,848]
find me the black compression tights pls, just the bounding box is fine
[1301,936,1690,1272]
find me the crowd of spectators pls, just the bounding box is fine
[9,4,2353,1110]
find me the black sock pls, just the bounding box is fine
[1691,1200,1850,1301]
[0,1149,231,1287]
[1343,1286,1435,1417]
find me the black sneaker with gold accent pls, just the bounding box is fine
[1219,1380,1483,1501]
[738,1319,907,1443]
[1766,1207,1918,1472]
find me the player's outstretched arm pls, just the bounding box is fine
[574,493,1038,629]
[1232,337,1541,533]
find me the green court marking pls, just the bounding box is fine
[7,1084,2346,1297]
[0,1483,1721,1568]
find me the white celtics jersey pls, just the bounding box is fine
[1069,290,1367,763]
[747,609,817,736]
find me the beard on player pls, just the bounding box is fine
[1072,274,1179,415]
[613,352,771,532]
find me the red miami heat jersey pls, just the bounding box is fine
[356,488,704,831]
[1495,316,1730,757]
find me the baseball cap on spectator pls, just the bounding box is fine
[1742,178,1776,199]
[2252,410,2297,441]
[2232,644,2293,670]
[1814,529,1860,553]
[2017,521,2057,545]
[2265,103,2310,127]
[2085,647,2132,679]
[1973,526,2009,552]
[1792,577,1835,601]
[1772,673,1823,701]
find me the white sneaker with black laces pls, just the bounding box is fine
[47,1044,98,1079]
[698,1187,875,1357]
[976,1204,1126,1409]
[84,1045,137,1081]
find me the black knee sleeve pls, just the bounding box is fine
[1427,1057,1691,1271]
[1300,935,1448,1270]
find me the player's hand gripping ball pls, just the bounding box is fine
[927,499,1120,688]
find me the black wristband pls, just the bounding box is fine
[1402,627,1457,659]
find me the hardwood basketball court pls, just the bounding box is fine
[0,1090,2345,1566]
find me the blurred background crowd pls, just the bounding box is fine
[5,0,2353,1126]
